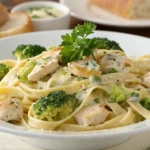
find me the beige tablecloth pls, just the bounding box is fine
[0,131,149,150]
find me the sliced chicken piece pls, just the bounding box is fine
[100,53,126,73]
[0,98,23,122]
[143,72,150,87]
[28,57,59,81]
[44,47,61,62]
[93,49,125,63]
[51,48,61,62]
[75,104,109,126]
[68,59,101,78]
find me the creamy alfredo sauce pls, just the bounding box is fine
[26,7,62,19]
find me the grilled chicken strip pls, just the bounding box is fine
[0,98,23,122]
[75,104,109,126]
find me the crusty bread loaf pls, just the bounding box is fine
[0,4,9,27]
[0,12,33,38]
[90,0,150,19]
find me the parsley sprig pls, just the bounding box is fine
[60,22,97,64]
[60,22,123,64]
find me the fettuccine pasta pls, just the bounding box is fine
[0,23,150,132]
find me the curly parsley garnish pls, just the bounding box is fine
[60,22,96,64]
[60,22,123,64]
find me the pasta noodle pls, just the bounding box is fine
[0,41,150,132]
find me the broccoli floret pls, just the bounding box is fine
[13,44,46,60]
[140,98,150,110]
[109,86,127,102]
[17,60,36,83]
[0,63,11,80]
[93,38,123,51]
[32,91,79,121]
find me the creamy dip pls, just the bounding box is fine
[26,7,62,19]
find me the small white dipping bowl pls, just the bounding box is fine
[11,1,71,31]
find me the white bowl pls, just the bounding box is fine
[0,30,150,150]
[11,1,71,31]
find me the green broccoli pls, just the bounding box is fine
[13,44,46,60]
[0,63,11,80]
[140,98,150,111]
[109,86,128,103]
[17,60,36,83]
[93,38,123,51]
[32,91,79,121]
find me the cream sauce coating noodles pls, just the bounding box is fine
[0,47,150,132]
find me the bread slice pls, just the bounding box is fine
[0,4,9,27]
[0,12,33,38]
[90,0,150,19]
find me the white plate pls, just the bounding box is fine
[60,0,150,27]
[0,30,150,150]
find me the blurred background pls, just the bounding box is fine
[1,0,57,8]
[0,0,150,38]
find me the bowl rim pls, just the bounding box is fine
[0,119,149,139]
[0,30,150,139]
[11,1,70,22]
